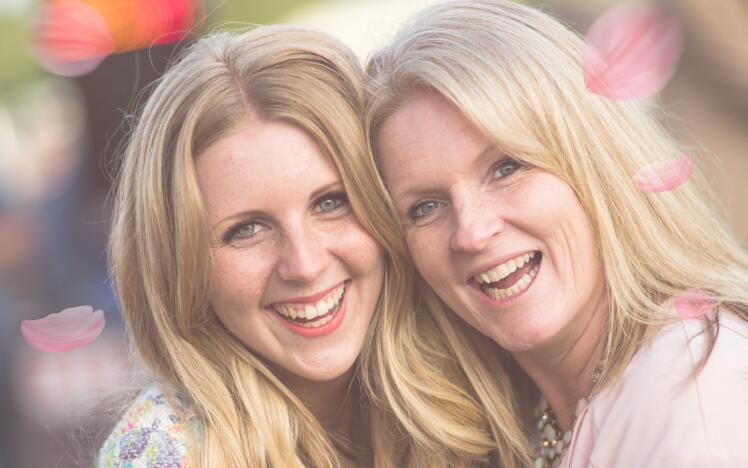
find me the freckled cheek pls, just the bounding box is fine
[209,249,276,313]
[507,176,579,234]
[325,221,384,275]
[406,231,450,291]
[520,187,600,284]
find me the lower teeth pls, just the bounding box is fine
[482,266,538,299]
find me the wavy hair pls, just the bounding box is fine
[365,0,748,465]
[108,25,504,467]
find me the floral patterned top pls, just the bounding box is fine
[98,384,201,468]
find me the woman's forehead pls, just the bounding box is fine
[195,120,339,220]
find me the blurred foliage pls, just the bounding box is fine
[0,0,319,100]
[0,15,38,99]
[209,0,317,27]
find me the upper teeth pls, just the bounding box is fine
[273,284,344,320]
[474,252,536,284]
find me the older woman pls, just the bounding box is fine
[99,26,503,468]
[366,1,748,467]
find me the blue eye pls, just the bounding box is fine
[237,223,259,238]
[494,158,522,178]
[318,198,340,212]
[317,196,343,212]
[314,191,349,214]
[224,221,265,242]
[408,200,442,220]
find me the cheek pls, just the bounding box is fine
[519,176,601,286]
[408,238,429,273]
[326,218,385,275]
[406,230,449,289]
[209,248,274,311]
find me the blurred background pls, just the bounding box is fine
[0,0,745,466]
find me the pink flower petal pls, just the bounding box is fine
[147,0,195,46]
[583,4,682,100]
[21,306,106,352]
[32,0,115,77]
[674,289,715,319]
[634,155,693,193]
[97,0,200,52]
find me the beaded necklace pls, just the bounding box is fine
[531,362,604,468]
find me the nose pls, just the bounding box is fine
[276,226,329,284]
[449,193,505,253]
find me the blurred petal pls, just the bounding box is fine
[583,4,682,100]
[634,155,693,193]
[149,0,195,46]
[31,0,201,75]
[21,306,106,352]
[32,0,115,77]
[674,289,715,319]
[89,0,200,52]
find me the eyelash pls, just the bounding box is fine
[314,191,349,214]
[493,157,524,179]
[223,221,263,243]
[405,157,524,222]
[222,191,350,243]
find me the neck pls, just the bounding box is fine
[512,292,608,432]
[276,366,363,444]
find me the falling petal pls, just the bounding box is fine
[634,155,693,193]
[87,0,200,52]
[583,4,682,100]
[31,0,202,76]
[674,289,715,319]
[32,0,115,77]
[149,0,195,46]
[21,306,106,352]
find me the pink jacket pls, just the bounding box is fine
[561,311,748,468]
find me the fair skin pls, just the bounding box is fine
[196,114,384,440]
[376,91,608,430]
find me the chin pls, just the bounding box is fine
[297,363,356,382]
[488,315,561,353]
[291,351,359,382]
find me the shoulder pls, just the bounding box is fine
[98,384,200,468]
[566,311,748,467]
[621,309,748,399]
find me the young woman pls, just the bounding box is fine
[99,25,505,468]
[366,1,748,466]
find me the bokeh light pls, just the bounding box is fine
[32,0,203,77]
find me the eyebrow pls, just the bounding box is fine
[212,179,346,232]
[392,143,499,202]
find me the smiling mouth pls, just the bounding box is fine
[471,251,542,301]
[270,281,348,329]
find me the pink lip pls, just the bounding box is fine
[270,282,349,339]
[471,256,542,308]
[467,249,540,281]
[268,281,346,306]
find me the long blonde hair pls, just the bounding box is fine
[108,24,507,468]
[108,26,380,468]
[365,0,748,465]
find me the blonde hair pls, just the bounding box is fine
[108,24,505,468]
[109,26,376,468]
[365,0,748,465]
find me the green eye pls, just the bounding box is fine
[224,221,265,243]
[237,223,258,238]
[318,197,342,212]
[409,200,442,220]
[494,158,522,178]
[314,192,348,213]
